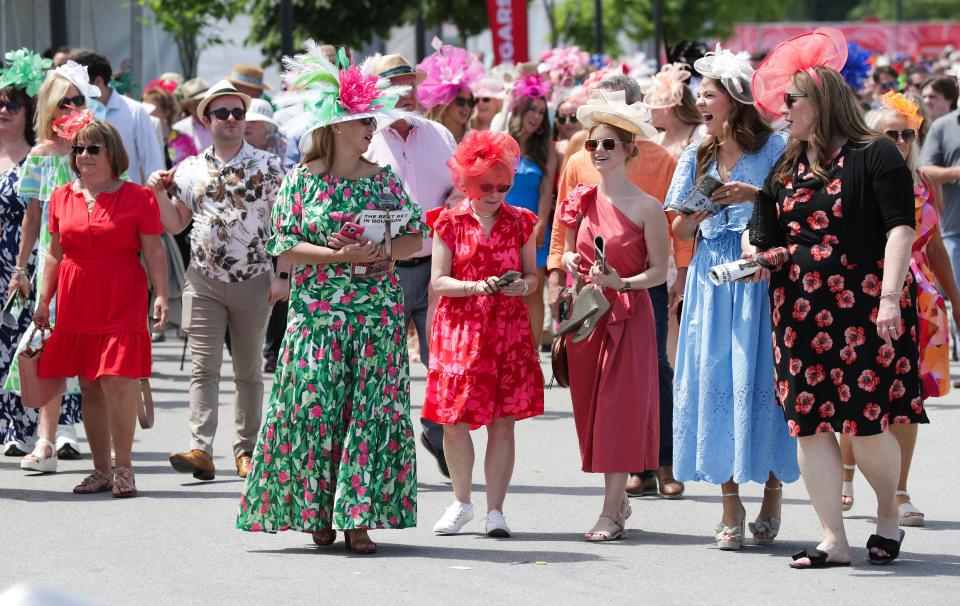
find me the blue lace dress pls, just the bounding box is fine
[667,132,799,484]
[0,161,38,447]
[505,156,550,267]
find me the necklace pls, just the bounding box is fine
[470,204,498,218]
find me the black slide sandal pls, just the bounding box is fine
[789,549,853,569]
[867,529,905,565]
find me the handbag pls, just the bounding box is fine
[555,275,611,343]
[18,325,66,408]
[550,333,569,388]
[138,378,155,429]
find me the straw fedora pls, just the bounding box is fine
[226,64,273,91]
[179,78,209,103]
[370,54,426,83]
[196,80,252,118]
[576,89,658,140]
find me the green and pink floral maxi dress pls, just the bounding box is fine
[236,164,422,533]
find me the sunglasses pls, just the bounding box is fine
[584,138,617,152]
[879,81,898,92]
[57,95,86,110]
[0,100,22,114]
[783,92,808,109]
[885,128,917,144]
[359,116,377,127]
[208,107,246,121]
[478,183,512,194]
[71,144,102,156]
[556,115,578,125]
[478,97,493,103]
[453,97,478,108]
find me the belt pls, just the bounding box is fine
[395,255,432,268]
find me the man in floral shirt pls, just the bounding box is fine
[148,80,288,481]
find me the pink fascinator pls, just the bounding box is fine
[447,130,521,195]
[417,37,485,109]
[643,63,693,109]
[538,46,590,88]
[513,72,552,100]
[752,28,849,119]
[52,108,95,141]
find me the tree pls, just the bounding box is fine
[139,0,245,79]
[542,0,584,48]
[556,0,790,56]
[418,0,490,47]
[849,0,957,20]
[248,0,412,67]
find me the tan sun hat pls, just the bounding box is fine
[196,80,252,118]
[179,78,209,103]
[226,64,273,91]
[370,53,426,83]
[576,89,658,140]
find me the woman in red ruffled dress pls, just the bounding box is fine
[34,119,168,498]
[423,130,544,538]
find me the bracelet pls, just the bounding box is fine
[13,266,27,275]
[520,280,529,296]
[879,290,901,300]
[618,280,631,293]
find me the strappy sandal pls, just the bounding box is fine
[73,470,113,494]
[312,529,337,546]
[841,464,855,511]
[749,483,783,545]
[112,466,138,498]
[896,491,925,527]
[716,492,745,551]
[344,530,377,554]
[789,549,852,569]
[867,529,905,565]
[584,515,624,542]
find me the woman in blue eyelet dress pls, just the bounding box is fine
[667,110,799,547]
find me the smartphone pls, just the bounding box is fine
[339,222,365,239]
[496,270,522,287]
[593,235,607,273]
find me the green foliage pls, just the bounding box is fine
[849,0,958,20]
[247,0,404,67]
[554,0,789,55]
[139,0,245,78]
[419,0,490,46]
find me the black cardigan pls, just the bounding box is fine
[749,137,915,264]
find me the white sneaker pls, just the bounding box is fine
[485,509,511,538]
[433,501,474,535]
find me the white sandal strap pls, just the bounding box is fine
[895,490,910,498]
[842,480,854,498]
[721,492,740,497]
[842,464,856,471]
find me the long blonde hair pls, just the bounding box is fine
[302,127,335,173]
[35,75,73,143]
[773,67,877,185]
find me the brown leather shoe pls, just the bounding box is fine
[236,453,253,478]
[625,475,645,496]
[657,465,685,499]
[169,449,215,481]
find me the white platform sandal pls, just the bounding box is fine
[896,491,925,527]
[841,464,855,512]
[20,437,58,473]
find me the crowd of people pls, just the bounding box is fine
[1,28,959,563]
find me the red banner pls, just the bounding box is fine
[729,22,960,57]
[487,0,528,65]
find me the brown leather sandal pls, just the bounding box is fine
[112,466,137,498]
[311,529,336,546]
[73,470,113,494]
[344,530,377,554]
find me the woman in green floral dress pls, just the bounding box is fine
[236,43,423,554]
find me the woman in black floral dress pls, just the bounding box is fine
[749,43,924,568]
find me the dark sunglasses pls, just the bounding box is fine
[453,97,478,108]
[556,115,579,125]
[57,95,86,110]
[879,81,898,92]
[584,138,617,152]
[885,128,917,144]
[783,92,808,109]
[0,100,22,114]
[359,116,377,127]
[71,144,102,156]
[208,107,246,121]
[478,97,493,103]
[478,183,511,194]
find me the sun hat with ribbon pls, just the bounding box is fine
[693,44,755,105]
[643,62,694,109]
[0,48,51,97]
[276,41,414,154]
[576,89,658,140]
[751,27,849,119]
[52,60,102,98]
[416,37,486,109]
[246,98,278,126]
[196,80,252,118]
[226,63,273,91]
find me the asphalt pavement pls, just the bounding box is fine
[2,337,958,605]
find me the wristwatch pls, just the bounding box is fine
[618,281,631,293]
[278,271,290,280]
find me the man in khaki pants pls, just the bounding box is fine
[148,80,288,480]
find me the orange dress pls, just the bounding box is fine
[39,181,162,381]
[558,185,659,472]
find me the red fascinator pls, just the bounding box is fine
[52,108,95,141]
[448,130,521,196]
[752,28,848,119]
[144,78,179,95]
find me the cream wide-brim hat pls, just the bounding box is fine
[576,89,658,140]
